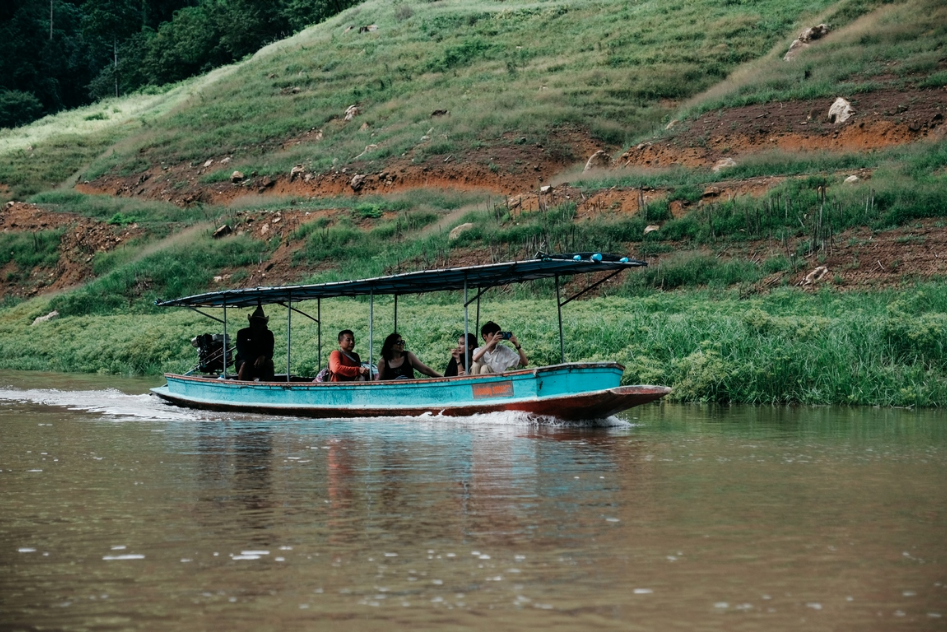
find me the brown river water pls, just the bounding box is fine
[0,370,945,631]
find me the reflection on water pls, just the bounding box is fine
[0,370,945,631]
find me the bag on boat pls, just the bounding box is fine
[313,367,331,383]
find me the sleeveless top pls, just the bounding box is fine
[381,356,415,380]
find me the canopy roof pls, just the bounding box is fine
[155,256,646,308]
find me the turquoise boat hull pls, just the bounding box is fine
[151,362,670,420]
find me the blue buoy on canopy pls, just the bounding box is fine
[573,254,582,261]
[620,257,629,263]
[591,253,603,262]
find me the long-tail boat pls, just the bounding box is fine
[150,254,670,419]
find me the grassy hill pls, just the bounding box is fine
[0,0,944,405]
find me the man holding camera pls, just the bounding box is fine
[470,321,528,375]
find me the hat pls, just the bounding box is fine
[248,305,268,323]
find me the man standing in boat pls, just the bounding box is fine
[235,305,275,381]
[471,321,528,374]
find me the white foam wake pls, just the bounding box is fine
[0,387,199,421]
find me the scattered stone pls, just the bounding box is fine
[261,224,269,235]
[540,185,553,194]
[213,225,232,239]
[220,157,231,164]
[449,222,474,241]
[828,97,854,124]
[431,109,449,117]
[4,201,14,209]
[784,24,830,61]
[303,173,314,183]
[344,105,360,121]
[203,159,214,167]
[702,186,722,198]
[358,24,378,33]
[230,171,244,183]
[260,176,274,189]
[360,122,370,131]
[355,144,379,159]
[712,158,737,172]
[350,174,366,191]
[802,265,829,285]
[644,225,660,235]
[290,165,305,181]
[844,175,860,184]
[31,311,59,326]
[584,150,612,172]
[665,119,679,130]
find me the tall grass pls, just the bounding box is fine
[81,0,845,181]
[3,284,945,407]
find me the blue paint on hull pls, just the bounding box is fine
[151,362,671,420]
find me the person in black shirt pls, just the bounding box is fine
[235,305,275,381]
[444,333,478,377]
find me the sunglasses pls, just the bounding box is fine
[395,339,405,345]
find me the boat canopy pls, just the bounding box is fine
[155,255,646,308]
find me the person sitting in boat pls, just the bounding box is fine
[376,332,442,380]
[235,305,275,381]
[329,330,370,381]
[470,321,528,374]
[444,333,478,377]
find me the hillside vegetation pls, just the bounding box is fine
[0,0,944,405]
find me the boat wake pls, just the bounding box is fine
[0,386,630,427]
[0,386,202,422]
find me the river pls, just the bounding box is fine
[1,370,945,631]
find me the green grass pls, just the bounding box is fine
[3,284,945,407]
[0,229,64,269]
[673,0,945,120]
[78,0,849,180]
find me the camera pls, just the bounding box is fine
[500,331,513,339]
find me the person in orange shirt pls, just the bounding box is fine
[328,330,370,381]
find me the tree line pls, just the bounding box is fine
[0,0,360,128]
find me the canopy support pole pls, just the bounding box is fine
[286,293,292,382]
[476,293,481,336]
[555,275,565,364]
[317,299,322,371]
[188,306,224,324]
[463,279,469,354]
[394,294,398,332]
[558,269,624,308]
[222,300,228,379]
[369,290,374,370]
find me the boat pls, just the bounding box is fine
[150,254,671,420]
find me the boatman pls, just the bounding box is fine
[235,305,275,381]
[470,321,528,374]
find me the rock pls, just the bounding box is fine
[844,175,859,184]
[360,122,370,131]
[802,265,829,286]
[355,144,379,159]
[31,311,59,326]
[431,109,449,117]
[213,225,232,239]
[304,173,314,183]
[230,171,244,183]
[4,201,14,209]
[261,176,275,189]
[220,156,231,164]
[203,159,214,167]
[644,225,660,235]
[712,158,737,172]
[783,39,806,61]
[357,24,377,33]
[449,222,474,241]
[665,119,679,130]
[290,165,305,181]
[828,97,854,124]
[344,105,360,121]
[261,224,269,235]
[420,135,430,142]
[350,174,365,191]
[540,185,553,194]
[702,186,722,198]
[584,150,612,172]
[800,24,830,42]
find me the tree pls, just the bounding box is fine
[81,0,142,97]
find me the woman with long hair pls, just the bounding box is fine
[376,332,442,380]
[444,333,478,376]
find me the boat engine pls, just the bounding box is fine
[191,333,233,373]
